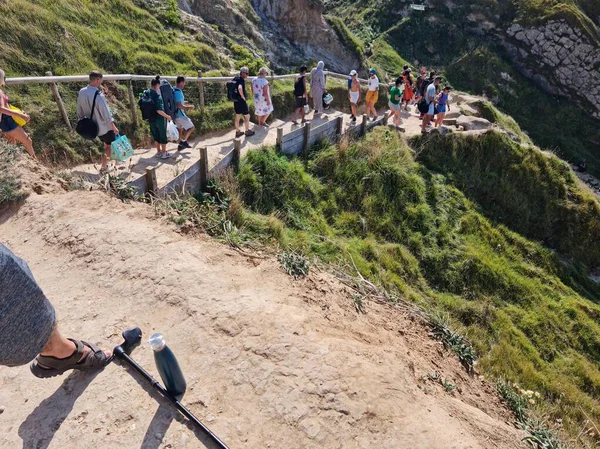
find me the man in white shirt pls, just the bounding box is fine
[365,68,379,121]
[421,76,441,133]
[76,71,119,173]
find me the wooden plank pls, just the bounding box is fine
[277,128,284,148]
[281,132,306,152]
[158,161,201,197]
[336,116,343,136]
[233,139,241,173]
[127,80,139,128]
[282,141,304,156]
[129,175,148,196]
[302,122,311,158]
[360,114,368,136]
[281,126,305,144]
[199,147,208,191]
[197,70,205,112]
[45,71,72,130]
[145,167,158,195]
[211,149,235,176]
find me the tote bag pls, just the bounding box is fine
[110,134,134,162]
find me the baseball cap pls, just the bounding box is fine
[350,70,357,76]
[240,67,249,74]
[369,68,376,74]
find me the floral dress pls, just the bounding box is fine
[252,77,274,116]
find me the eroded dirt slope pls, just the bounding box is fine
[0,192,521,448]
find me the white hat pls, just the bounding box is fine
[350,70,357,76]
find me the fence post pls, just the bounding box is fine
[303,122,311,159]
[197,70,205,112]
[127,80,139,128]
[336,116,343,137]
[233,138,241,173]
[276,127,283,150]
[199,147,208,191]
[145,167,158,195]
[45,71,72,131]
[361,114,368,136]
[383,111,389,126]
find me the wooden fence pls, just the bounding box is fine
[130,113,389,198]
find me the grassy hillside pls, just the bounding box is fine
[166,128,600,444]
[0,0,234,164]
[323,0,600,179]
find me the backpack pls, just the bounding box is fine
[76,91,100,140]
[417,98,429,114]
[160,80,176,119]
[294,76,305,97]
[138,90,157,121]
[421,78,433,97]
[227,77,241,102]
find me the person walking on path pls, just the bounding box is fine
[401,73,414,111]
[422,76,441,133]
[0,69,36,160]
[348,70,361,123]
[365,68,380,121]
[389,79,403,128]
[415,68,426,103]
[147,76,173,159]
[310,61,327,117]
[173,76,195,151]
[0,243,111,376]
[292,66,309,125]
[77,71,120,172]
[234,67,255,138]
[435,85,451,127]
[252,67,274,128]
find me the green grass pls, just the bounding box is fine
[228,128,600,443]
[0,141,26,206]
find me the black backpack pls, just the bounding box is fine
[227,77,241,102]
[76,91,100,140]
[160,80,176,119]
[421,78,433,97]
[138,90,157,121]
[417,98,429,114]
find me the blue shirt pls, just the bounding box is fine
[426,83,436,104]
[173,88,186,119]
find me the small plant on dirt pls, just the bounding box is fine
[428,313,477,374]
[279,251,310,279]
[520,420,564,449]
[442,379,456,393]
[353,294,366,313]
[100,174,140,201]
[497,379,530,423]
[56,171,86,190]
[0,141,25,206]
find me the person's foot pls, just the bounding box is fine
[31,339,112,379]
[292,120,299,125]
[235,131,244,138]
[245,130,255,137]
[352,116,357,123]
[160,152,172,159]
[179,140,192,149]
[177,143,185,151]
[302,119,310,124]
[154,152,162,158]
[261,123,270,128]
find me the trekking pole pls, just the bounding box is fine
[112,328,230,449]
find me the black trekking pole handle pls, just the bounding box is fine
[113,346,230,449]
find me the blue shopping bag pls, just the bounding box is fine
[111,134,135,162]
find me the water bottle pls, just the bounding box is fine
[148,333,187,401]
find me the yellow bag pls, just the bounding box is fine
[8,105,26,127]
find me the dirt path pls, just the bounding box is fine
[0,191,522,449]
[68,107,429,189]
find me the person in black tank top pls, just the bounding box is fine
[293,65,309,125]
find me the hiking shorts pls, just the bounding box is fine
[0,244,56,367]
[366,90,379,104]
[295,97,307,109]
[175,116,194,131]
[389,101,401,112]
[0,115,18,133]
[149,119,168,144]
[437,104,447,114]
[234,100,249,116]
[99,130,116,145]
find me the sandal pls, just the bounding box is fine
[30,339,111,379]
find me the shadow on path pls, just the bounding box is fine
[18,370,101,449]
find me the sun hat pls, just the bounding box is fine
[350,70,357,76]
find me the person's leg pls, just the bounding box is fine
[177,127,184,144]
[40,326,110,361]
[244,114,250,132]
[262,112,271,126]
[6,127,36,159]
[161,143,167,153]
[351,102,356,118]
[101,143,111,170]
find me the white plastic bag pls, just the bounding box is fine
[304,104,310,114]
[167,121,179,142]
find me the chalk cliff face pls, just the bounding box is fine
[183,0,360,72]
[504,20,600,117]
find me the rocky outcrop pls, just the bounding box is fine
[250,0,361,72]
[505,20,600,117]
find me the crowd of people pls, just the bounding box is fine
[0,62,451,169]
